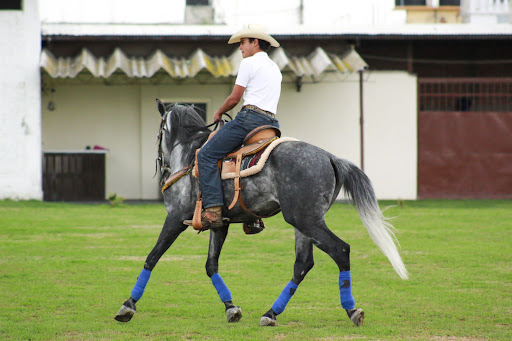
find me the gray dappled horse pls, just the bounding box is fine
[115,100,408,327]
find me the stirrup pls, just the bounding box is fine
[243,219,265,235]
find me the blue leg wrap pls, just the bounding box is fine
[271,281,299,315]
[211,273,232,302]
[339,271,355,310]
[131,268,151,301]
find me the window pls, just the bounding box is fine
[186,0,210,5]
[0,0,22,10]
[439,0,460,5]
[395,0,460,5]
[395,0,426,5]
[185,0,213,24]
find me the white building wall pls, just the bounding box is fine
[42,84,142,199]
[42,71,417,200]
[364,72,417,200]
[42,81,236,200]
[302,0,406,26]
[216,0,406,26]
[278,76,361,166]
[0,2,42,200]
[39,0,185,24]
[39,0,406,27]
[214,0,304,26]
[279,72,417,200]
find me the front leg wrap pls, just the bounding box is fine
[211,273,232,302]
[272,281,299,315]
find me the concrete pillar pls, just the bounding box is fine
[0,1,42,199]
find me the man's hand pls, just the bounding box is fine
[213,111,224,122]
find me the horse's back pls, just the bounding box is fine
[223,140,342,221]
[269,140,340,175]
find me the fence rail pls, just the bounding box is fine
[419,78,512,112]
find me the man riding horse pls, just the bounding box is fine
[115,24,408,328]
[184,24,282,230]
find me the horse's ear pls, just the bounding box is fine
[156,99,166,117]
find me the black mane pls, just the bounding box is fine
[170,104,211,142]
[168,104,211,163]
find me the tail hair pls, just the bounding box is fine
[337,160,409,280]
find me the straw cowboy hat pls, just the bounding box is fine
[228,24,280,48]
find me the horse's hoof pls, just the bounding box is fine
[260,316,276,327]
[114,298,137,322]
[347,308,364,327]
[226,306,242,323]
[115,305,135,322]
[260,308,277,327]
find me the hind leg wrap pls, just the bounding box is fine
[339,271,355,310]
[131,268,152,301]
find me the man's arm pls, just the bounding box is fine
[213,85,245,122]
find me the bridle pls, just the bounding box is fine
[154,108,230,186]
[155,111,172,184]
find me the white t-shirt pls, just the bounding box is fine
[235,52,282,115]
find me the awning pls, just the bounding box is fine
[42,23,512,39]
[40,46,367,82]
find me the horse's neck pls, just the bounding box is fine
[165,130,208,174]
[167,144,188,174]
[167,138,203,173]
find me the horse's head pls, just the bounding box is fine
[155,99,210,181]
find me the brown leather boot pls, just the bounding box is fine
[202,206,225,229]
[184,206,226,230]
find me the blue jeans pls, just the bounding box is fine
[198,109,280,208]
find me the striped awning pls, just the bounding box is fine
[40,46,367,81]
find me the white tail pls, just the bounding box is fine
[338,160,409,280]
[358,206,408,280]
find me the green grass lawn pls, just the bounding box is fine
[0,200,511,340]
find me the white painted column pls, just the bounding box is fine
[0,2,42,199]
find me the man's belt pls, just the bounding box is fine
[242,105,276,118]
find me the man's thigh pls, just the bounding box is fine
[200,119,248,160]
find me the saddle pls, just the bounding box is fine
[193,125,281,213]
